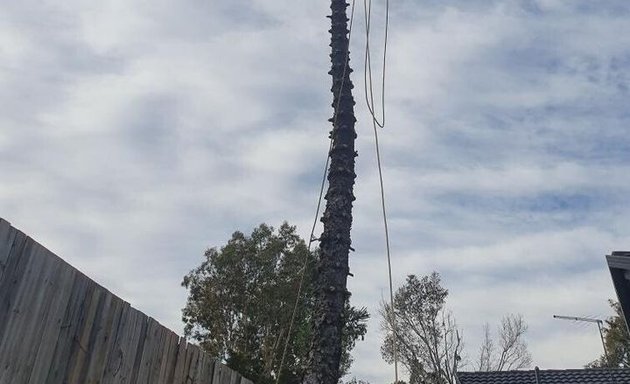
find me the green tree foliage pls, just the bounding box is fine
[181,223,368,384]
[587,300,630,368]
[381,273,532,383]
[380,273,463,384]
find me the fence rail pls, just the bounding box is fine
[0,218,253,384]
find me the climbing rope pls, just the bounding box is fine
[363,0,389,129]
[362,0,399,383]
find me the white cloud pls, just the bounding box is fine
[2,1,630,383]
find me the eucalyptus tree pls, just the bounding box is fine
[381,273,533,383]
[381,273,464,384]
[181,223,368,384]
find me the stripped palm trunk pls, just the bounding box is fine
[304,1,357,383]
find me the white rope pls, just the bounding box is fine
[362,0,399,382]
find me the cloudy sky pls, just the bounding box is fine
[2,0,630,382]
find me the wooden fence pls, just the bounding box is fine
[0,218,254,384]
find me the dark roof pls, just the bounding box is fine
[607,251,630,332]
[457,368,630,384]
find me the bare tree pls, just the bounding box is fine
[477,324,493,372]
[380,273,464,384]
[476,314,532,371]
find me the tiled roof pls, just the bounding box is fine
[457,368,630,384]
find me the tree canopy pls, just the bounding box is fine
[181,222,368,384]
[381,273,463,384]
[381,272,531,384]
[587,300,630,368]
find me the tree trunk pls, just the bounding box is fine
[304,1,357,383]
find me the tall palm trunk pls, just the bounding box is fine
[305,1,357,383]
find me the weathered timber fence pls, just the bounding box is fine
[0,218,253,384]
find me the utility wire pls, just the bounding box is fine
[275,2,357,382]
[362,0,398,383]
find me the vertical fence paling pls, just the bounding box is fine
[0,218,252,384]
